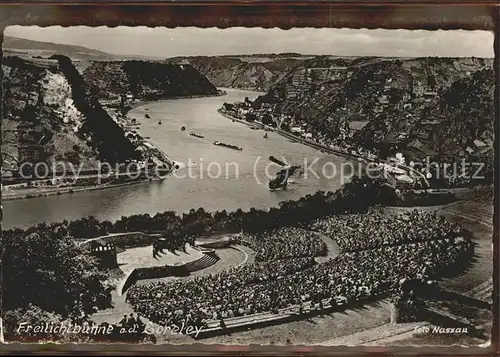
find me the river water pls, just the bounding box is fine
[3,89,359,229]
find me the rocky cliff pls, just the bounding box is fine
[168,56,305,91]
[82,60,218,100]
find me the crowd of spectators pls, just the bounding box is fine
[237,227,326,261]
[126,212,472,328]
[310,210,464,253]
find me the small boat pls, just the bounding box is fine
[264,133,268,139]
[213,141,242,151]
[190,132,204,139]
[251,127,258,130]
[145,114,151,119]
[158,120,162,125]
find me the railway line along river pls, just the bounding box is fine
[3,88,359,229]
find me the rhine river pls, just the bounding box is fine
[3,89,360,229]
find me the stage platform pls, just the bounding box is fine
[117,245,204,273]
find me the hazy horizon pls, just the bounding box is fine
[5,26,494,58]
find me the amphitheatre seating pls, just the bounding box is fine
[196,295,372,339]
[90,242,118,269]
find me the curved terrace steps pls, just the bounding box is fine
[186,253,220,273]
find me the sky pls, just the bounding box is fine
[5,26,494,58]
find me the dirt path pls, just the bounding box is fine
[314,232,341,263]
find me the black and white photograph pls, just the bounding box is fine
[1,26,494,346]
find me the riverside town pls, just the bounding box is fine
[1,26,494,347]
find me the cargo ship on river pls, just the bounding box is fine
[213,141,242,151]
